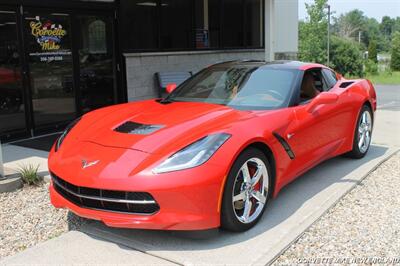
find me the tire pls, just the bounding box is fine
[221,147,272,232]
[346,105,373,159]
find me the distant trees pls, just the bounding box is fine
[391,32,400,71]
[299,0,400,75]
[298,0,328,63]
[368,40,378,63]
[330,36,363,76]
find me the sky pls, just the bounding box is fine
[298,0,400,22]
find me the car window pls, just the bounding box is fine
[166,66,299,110]
[322,69,338,89]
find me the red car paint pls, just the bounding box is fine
[49,61,377,230]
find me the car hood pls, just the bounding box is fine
[74,99,255,154]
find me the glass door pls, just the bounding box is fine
[24,10,76,131]
[0,9,26,138]
[75,14,116,114]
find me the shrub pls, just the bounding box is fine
[330,36,364,77]
[365,59,378,75]
[390,31,400,71]
[367,40,378,63]
[18,164,42,185]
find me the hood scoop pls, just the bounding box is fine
[114,121,164,135]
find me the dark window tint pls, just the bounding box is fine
[121,0,158,50]
[221,0,244,47]
[167,65,298,110]
[160,0,193,49]
[322,69,338,89]
[246,0,263,47]
[208,0,220,48]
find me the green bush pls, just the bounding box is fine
[18,164,42,185]
[330,36,364,77]
[391,32,400,71]
[365,59,378,75]
[368,40,378,63]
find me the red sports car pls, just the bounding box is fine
[49,61,376,232]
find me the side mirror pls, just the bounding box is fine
[306,92,338,113]
[166,83,177,94]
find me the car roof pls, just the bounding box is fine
[211,60,327,71]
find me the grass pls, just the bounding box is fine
[17,164,42,185]
[364,71,400,85]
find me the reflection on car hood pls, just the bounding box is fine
[75,99,256,154]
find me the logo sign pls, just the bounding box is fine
[81,160,100,169]
[30,16,67,51]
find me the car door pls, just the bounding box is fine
[280,68,352,179]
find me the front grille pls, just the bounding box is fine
[51,173,160,214]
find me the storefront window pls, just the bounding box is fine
[121,0,159,50]
[246,0,263,47]
[160,0,193,49]
[221,0,244,48]
[120,0,264,52]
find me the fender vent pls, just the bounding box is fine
[273,132,295,159]
[339,81,354,88]
[115,121,164,135]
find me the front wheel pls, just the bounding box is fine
[346,105,373,159]
[221,148,272,232]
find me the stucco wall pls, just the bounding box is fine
[124,50,265,101]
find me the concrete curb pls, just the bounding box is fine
[0,168,22,193]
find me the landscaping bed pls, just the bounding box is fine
[0,182,85,259]
[275,152,400,265]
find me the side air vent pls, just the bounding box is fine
[115,121,164,135]
[339,81,354,88]
[273,132,295,159]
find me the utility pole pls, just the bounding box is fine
[358,31,362,44]
[326,4,331,66]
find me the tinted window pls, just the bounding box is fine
[322,69,338,89]
[160,0,193,49]
[120,0,264,51]
[121,0,158,50]
[246,0,263,47]
[167,66,298,110]
[221,0,244,47]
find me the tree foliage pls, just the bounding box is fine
[391,32,400,71]
[368,40,378,63]
[298,0,328,64]
[329,36,363,76]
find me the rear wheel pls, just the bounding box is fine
[346,105,373,159]
[221,148,272,232]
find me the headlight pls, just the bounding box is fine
[55,117,81,152]
[153,133,231,174]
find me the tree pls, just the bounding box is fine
[330,36,363,77]
[368,40,378,63]
[298,0,328,64]
[391,31,400,71]
[333,10,366,41]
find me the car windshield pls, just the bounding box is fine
[165,65,299,110]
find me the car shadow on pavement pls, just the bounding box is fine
[74,145,389,262]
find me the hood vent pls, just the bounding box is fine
[115,121,164,135]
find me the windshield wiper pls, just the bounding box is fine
[158,98,174,104]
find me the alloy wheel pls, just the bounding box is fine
[358,110,372,153]
[232,158,269,224]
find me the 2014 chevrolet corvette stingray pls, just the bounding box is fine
[49,61,377,232]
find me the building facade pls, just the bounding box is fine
[0,0,298,142]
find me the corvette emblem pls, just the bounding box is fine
[81,159,100,169]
